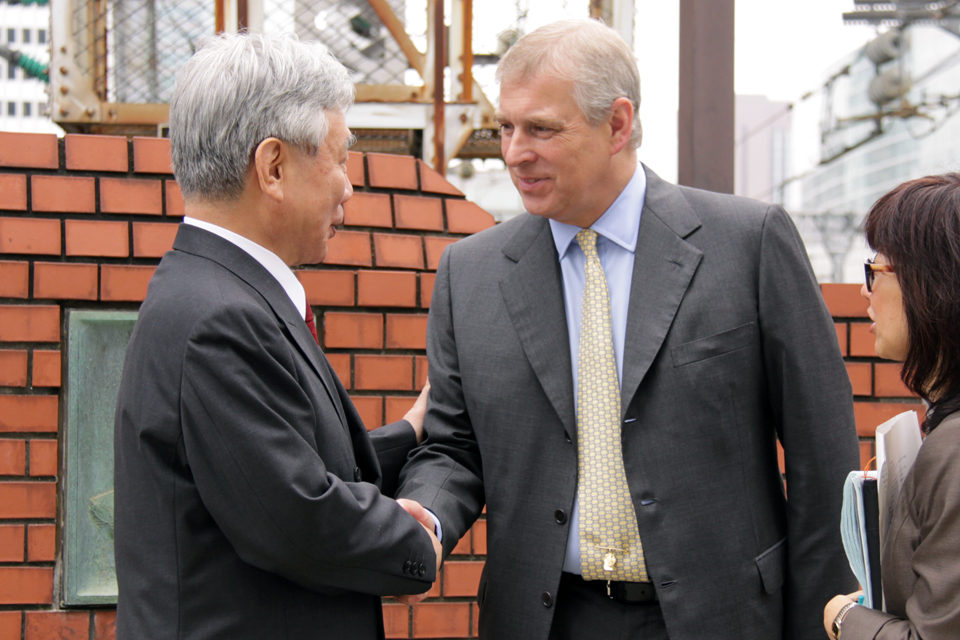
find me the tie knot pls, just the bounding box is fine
[576,228,599,259]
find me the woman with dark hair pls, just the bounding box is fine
[823,173,960,640]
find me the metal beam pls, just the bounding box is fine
[366,0,425,78]
[678,0,735,193]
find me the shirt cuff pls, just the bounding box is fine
[425,509,443,542]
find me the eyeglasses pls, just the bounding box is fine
[864,258,895,293]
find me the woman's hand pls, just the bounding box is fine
[402,381,431,444]
[823,591,863,638]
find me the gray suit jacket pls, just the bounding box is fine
[842,412,960,640]
[114,224,436,640]
[398,167,859,640]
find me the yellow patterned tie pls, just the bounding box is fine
[575,229,648,582]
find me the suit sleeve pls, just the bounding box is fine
[397,246,486,556]
[756,206,860,640]
[179,299,436,596]
[369,420,417,498]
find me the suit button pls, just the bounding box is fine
[418,563,426,576]
[554,510,567,524]
[404,561,412,574]
[564,432,572,443]
[541,592,553,608]
[354,467,362,482]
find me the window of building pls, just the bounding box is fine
[7,102,16,117]
[38,29,46,44]
[23,102,31,117]
[22,29,31,44]
[6,29,14,44]
[7,64,15,80]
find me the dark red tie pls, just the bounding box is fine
[304,304,319,345]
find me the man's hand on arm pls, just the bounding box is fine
[402,381,431,445]
[394,498,443,604]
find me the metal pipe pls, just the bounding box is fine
[216,0,226,34]
[461,0,473,102]
[433,0,446,173]
[366,0,425,78]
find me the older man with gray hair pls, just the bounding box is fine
[397,18,858,640]
[113,33,439,640]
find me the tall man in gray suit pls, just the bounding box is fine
[397,19,859,640]
[113,33,440,640]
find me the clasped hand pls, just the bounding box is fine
[394,498,443,604]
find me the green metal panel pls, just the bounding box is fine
[62,310,138,606]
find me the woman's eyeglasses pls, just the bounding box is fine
[864,258,895,293]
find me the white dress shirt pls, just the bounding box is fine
[548,164,647,574]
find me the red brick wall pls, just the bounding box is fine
[0,130,920,639]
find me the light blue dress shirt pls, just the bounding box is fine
[549,164,646,574]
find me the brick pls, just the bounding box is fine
[452,531,471,555]
[24,611,87,638]
[424,236,458,271]
[65,133,128,171]
[101,177,164,215]
[442,561,483,597]
[33,262,99,300]
[821,283,869,318]
[446,199,495,234]
[860,440,876,472]
[132,222,179,257]
[383,603,409,639]
[415,356,428,391]
[65,219,130,257]
[395,195,444,231]
[350,395,383,430]
[0,132,58,169]
[374,233,424,269]
[385,396,416,424]
[101,265,156,301]
[355,355,413,391]
[472,520,486,554]
[31,175,96,213]
[0,261,29,298]
[0,305,59,342]
[32,350,61,388]
[0,217,61,255]
[0,350,28,386]
[846,362,872,396]
[26,524,55,562]
[94,610,116,640]
[418,159,464,196]
[875,362,914,397]
[0,396,59,432]
[386,314,428,349]
[849,322,877,357]
[324,312,384,349]
[412,602,471,639]
[358,270,417,308]
[854,402,925,438]
[0,611,21,639]
[0,524,24,561]
[165,181,185,216]
[326,353,351,385]
[323,230,373,267]
[0,483,55,518]
[30,440,57,477]
[420,272,436,309]
[298,269,355,306]
[343,192,392,228]
[0,440,26,476]
[834,323,847,356]
[367,153,418,190]
[346,151,365,187]
[133,137,173,174]
[0,174,27,210]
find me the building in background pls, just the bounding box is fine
[0,0,59,134]
[735,94,791,205]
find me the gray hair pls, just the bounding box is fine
[496,19,642,150]
[170,33,355,201]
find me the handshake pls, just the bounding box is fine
[395,498,444,604]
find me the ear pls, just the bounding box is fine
[608,97,634,155]
[254,138,286,203]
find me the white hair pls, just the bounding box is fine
[170,32,355,201]
[496,19,642,150]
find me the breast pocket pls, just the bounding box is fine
[670,322,757,367]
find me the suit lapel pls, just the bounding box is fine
[173,224,349,432]
[620,168,704,416]
[499,215,577,439]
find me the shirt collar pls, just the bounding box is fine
[549,163,646,260]
[183,216,307,319]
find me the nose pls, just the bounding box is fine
[502,131,536,168]
[341,173,354,204]
[860,282,870,301]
